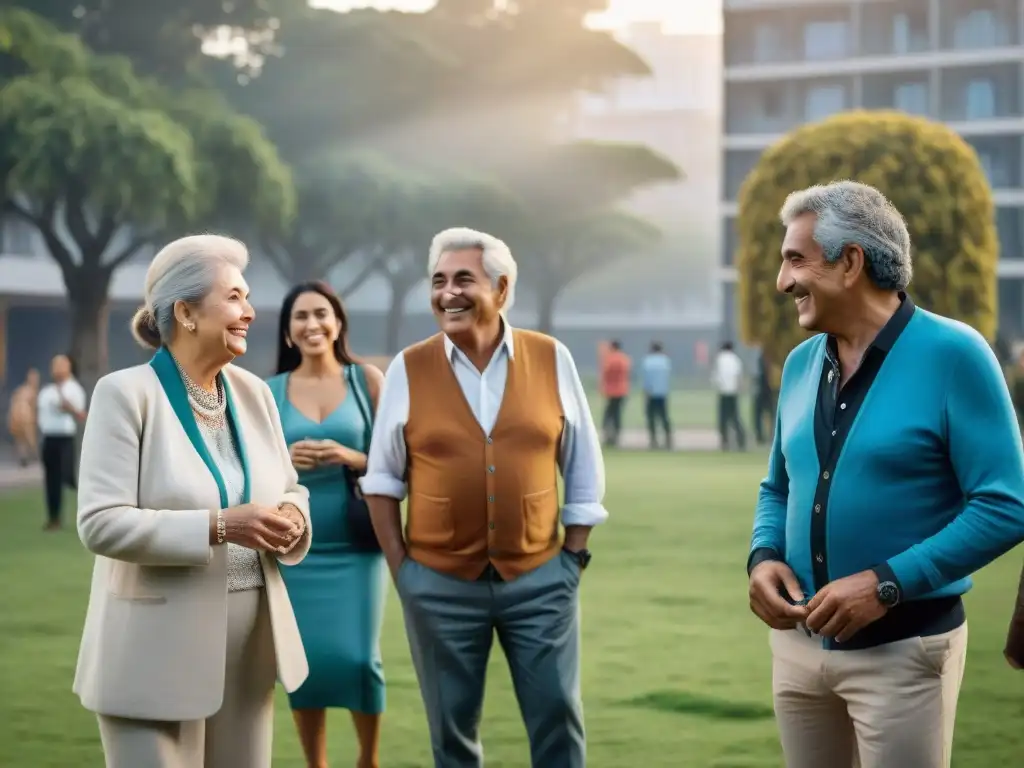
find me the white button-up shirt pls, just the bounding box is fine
[360,324,609,528]
[712,350,743,395]
[37,379,87,436]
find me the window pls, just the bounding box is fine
[1,216,34,254]
[895,83,929,115]
[754,24,785,63]
[805,85,846,121]
[953,10,999,49]
[762,87,784,119]
[893,14,911,54]
[804,20,849,60]
[965,79,996,119]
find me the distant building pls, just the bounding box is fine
[563,23,722,324]
[720,0,1024,338]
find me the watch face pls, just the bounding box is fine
[877,581,899,606]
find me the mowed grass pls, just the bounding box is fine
[584,387,719,431]
[2,451,1024,767]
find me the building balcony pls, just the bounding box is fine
[725,0,1024,79]
[999,206,1024,259]
[726,76,856,135]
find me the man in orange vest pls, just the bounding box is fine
[362,227,608,768]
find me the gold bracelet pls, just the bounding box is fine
[216,510,226,545]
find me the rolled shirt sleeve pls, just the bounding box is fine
[554,341,609,528]
[359,354,410,501]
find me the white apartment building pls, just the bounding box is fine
[720,0,1024,339]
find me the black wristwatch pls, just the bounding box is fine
[876,580,900,608]
[563,547,592,570]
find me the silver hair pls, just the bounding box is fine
[779,180,913,291]
[131,234,249,349]
[427,227,518,314]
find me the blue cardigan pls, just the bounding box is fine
[751,309,1024,602]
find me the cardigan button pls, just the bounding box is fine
[488,495,495,503]
[486,437,493,444]
[489,522,496,530]
[822,471,830,480]
[488,465,495,473]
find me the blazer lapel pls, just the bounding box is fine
[222,374,252,504]
[150,346,229,509]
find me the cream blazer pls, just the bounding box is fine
[72,357,311,721]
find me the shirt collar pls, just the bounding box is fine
[443,319,516,363]
[826,291,915,360]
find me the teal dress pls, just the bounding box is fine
[267,366,387,713]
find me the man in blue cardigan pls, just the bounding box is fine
[747,180,1024,768]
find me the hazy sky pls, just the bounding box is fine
[315,0,723,34]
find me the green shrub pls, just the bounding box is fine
[736,110,998,370]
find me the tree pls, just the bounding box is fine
[499,141,681,332]
[367,169,522,354]
[0,10,294,386]
[260,153,417,293]
[736,110,998,369]
[15,0,280,80]
[519,210,662,333]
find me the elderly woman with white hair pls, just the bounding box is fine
[72,234,312,768]
[361,227,608,767]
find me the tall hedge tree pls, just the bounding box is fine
[0,10,294,387]
[736,110,998,368]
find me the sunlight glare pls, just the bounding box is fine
[313,0,723,34]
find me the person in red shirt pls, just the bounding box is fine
[598,340,631,447]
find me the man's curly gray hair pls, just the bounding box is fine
[780,180,913,291]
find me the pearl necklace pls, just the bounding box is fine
[173,356,227,431]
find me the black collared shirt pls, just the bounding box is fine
[808,293,916,594]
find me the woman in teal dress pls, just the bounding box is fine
[267,281,387,768]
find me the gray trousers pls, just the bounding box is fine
[397,553,585,768]
[97,589,277,768]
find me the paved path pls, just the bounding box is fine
[0,459,41,490]
[613,428,721,451]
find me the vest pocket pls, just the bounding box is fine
[522,487,558,545]
[408,493,454,546]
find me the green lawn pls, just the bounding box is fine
[2,451,1023,767]
[584,387,720,431]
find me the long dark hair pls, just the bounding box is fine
[275,281,357,374]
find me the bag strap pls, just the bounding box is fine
[345,364,373,450]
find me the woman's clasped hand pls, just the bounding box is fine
[217,502,305,553]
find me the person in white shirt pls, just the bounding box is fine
[712,341,746,451]
[37,354,87,530]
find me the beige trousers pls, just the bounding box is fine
[770,623,968,768]
[97,589,277,768]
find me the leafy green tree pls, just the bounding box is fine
[736,110,998,369]
[14,0,279,80]
[261,153,415,292]
[0,9,294,386]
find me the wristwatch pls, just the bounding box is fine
[876,580,900,608]
[563,547,592,570]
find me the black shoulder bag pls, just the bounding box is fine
[343,364,382,553]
